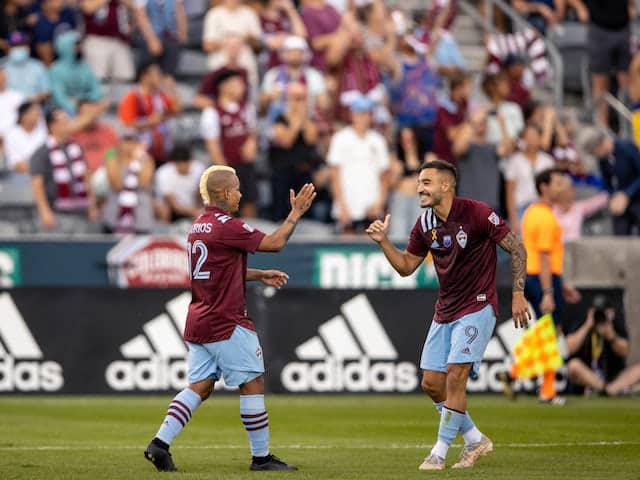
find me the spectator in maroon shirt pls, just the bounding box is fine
[193,36,250,110]
[200,69,258,218]
[434,71,471,164]
[504,54,531,112]
[80,0,134,82]
[258,0,307,73]
[300,0,354,72]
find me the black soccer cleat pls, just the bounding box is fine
[144,440,178,472]
[250,454,298,471]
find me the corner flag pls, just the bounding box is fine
[511,314,563,380]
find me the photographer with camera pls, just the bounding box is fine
[566,296,640,396]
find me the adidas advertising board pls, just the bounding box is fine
[0,288,624,394]
[0,293,63,392]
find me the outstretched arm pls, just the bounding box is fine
[498,231,531,328]
[258,184,316,252]
[366,215,425,277]
[247,269,289,288]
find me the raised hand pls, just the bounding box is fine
[289,183,316,217]
[366,214,391,243]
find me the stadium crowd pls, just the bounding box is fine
[0,0,639,237]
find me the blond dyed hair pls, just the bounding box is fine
[199,165,236,205]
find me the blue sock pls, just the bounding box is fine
[155,388,202,446]
[435,401,481,443]
[240,394,270,457]
[431,406,465,458]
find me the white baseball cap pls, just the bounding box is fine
[281,36,309,52]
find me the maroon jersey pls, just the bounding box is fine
[215,103,252,167]
[83,0,130,42]
[406,197,510,323]
[260,14,291,70]
[433,99,467,164]
[183,207,266,343]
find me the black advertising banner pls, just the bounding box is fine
[0,288,624,394]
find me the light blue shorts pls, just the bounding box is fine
[187,326,265,386]
[420,305,496,379]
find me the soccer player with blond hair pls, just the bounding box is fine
[144,165,315,472]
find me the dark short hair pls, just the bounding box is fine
[136,60,161,83]
[535,167,565,195]
[169,144,191,162]
[45,107,63,127]
[449,71,471,92]
[17,101,36,123]
[481,71,507,97]
[420,159,458,183]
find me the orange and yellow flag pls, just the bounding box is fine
[511,314,563,380]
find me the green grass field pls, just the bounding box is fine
[0,395,639,480]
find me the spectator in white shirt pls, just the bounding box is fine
[482,71,524,144]
[260,35,328,116]
[202,0,262,94]
[503,123,555,232]
[4,101,47,174]
[155,144,205,222]
[0,64,25,165]
[328,94,390,233]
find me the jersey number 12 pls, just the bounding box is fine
[188,240,211,280]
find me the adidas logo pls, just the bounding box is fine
[105,293,234,391]
[0,293,64,392]
[281,294,418,393]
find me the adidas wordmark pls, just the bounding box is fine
[0,293,64,392]
[281,294,419,393]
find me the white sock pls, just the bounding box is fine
[431,439,449,459]
[462,426,483,445]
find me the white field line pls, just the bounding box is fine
[0,441,639,451]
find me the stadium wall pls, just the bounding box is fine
[0,287,623,395]
[564,239,640,364]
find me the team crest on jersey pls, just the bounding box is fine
[443,235,452,248]
[242,223,255,233]
[456,228,467,248]
[488,212,500,226]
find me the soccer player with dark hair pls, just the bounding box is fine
[366,159,530,470]
[144,165,316,472]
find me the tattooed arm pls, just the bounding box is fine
[498,231,531,328]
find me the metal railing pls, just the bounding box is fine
[459,0,564,108]
[594,92,633,138]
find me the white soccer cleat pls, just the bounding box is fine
[451,435,493,469]
[418,453,446,471]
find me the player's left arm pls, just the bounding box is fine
[498,230,531,329]
[246,269,289,288]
